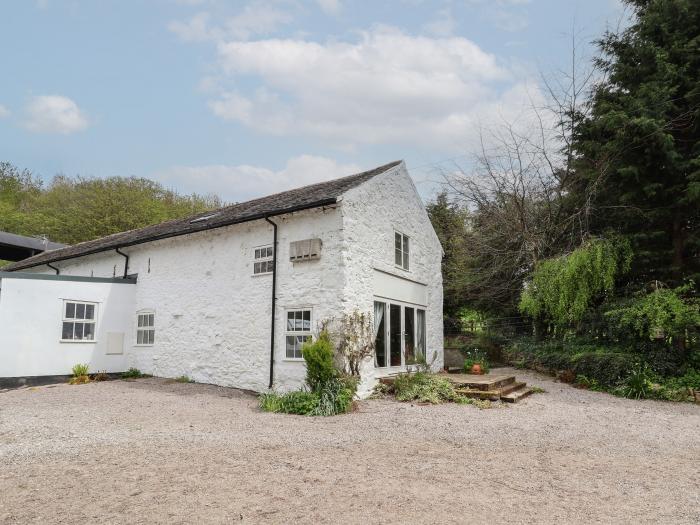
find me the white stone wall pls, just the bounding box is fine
[20,164,444,397]
[32,206,346,392]
[0,276,135,377]
[340,163,444,396]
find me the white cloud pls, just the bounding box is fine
[23,95,89,134]
[317,0,341,15]
[153,155,362,202]
[208,26,538,151]
[168,3,293,42]
[0,104,10,118]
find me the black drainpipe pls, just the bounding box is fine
[47,262,60,275]
[264,217,278,389]
[115,248,129,278]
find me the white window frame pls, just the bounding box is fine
[135,310,155,346]
[373,298,426,370]
[284,308,312,360]
[61,300,98,342]
[394,231,410,271]
[253,244,274,275]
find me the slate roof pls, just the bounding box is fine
[5,160,402,271]
[0,231,66,252]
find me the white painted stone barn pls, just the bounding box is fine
[0,161,443,396]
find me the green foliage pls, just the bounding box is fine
[174,375,194,383]
[0,162,221,251]
[313,377,356,416]
[259,377,357,417]
[259,391,319,415]
[529,386,546,394]
[302,331,337,391]
[462,351,490,374]
[573,0,700,285]
[121,367,144,379]
[614,365,654,400]
[71,363,89,377]
[392,372,460,404]
[519,238,632,327]
[575,375,604,391]
[505,338,637,387]
[605,284,700,341]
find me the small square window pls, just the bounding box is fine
[253,245,274,275]
[61,301,97,341]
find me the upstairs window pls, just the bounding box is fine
[254,245,274,275]
[136,311,155,345]
[285,309,311,359]
[62,301,97,341]
[394,231,409,270]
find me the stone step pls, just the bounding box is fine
[500,386,534,403]
[454,388,502,401]
[447,374,516,391]
[499,381,527,396]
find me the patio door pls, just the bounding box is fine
[374,300,426,369]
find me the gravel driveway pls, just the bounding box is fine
[1,368,698,524]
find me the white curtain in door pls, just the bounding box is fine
[416,309,426,359]
[374,301,384,337]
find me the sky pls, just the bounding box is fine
[0,0,627,203]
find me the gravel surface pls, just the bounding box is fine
[1,368,698,524]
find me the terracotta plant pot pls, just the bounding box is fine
[471,363,483,375]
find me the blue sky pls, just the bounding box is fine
[0,0,625,202]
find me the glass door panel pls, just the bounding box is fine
[416,309,426,361]
[389,304,402,366]
[404,307,415,364]
[374,301,386,367]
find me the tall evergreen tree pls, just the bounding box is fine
[573,0,700,285]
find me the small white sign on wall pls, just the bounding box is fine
[106,332,124,355]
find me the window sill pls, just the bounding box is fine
[59,339,97,344]
[282,358,305,362]
[134,344,154,347]
[252,272,273,277]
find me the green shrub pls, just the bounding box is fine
[259,391,319,415]
[302,331,337,391]
[68,363,90,385]
[174,375,193,383]
[393,372,459,404]
[313,377,356,416]
[504,338,636,387]
[614,364,654,399]
[121,367,144,379]
[259,376,357,417]
[71,363,89,376]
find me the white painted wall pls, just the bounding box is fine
[14,163,444,397]
[25,206,346,392]
[0,275,135,377]
[340,162,444,396]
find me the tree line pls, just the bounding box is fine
[0,162,221,248]
[428,0,699,392]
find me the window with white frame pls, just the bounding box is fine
[253,245,274,275]
[136,311,155,345]
[394,231,409,270]
[285,309,311,359]
[61,300,97,341]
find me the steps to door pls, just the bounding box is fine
[444,373,533,403]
